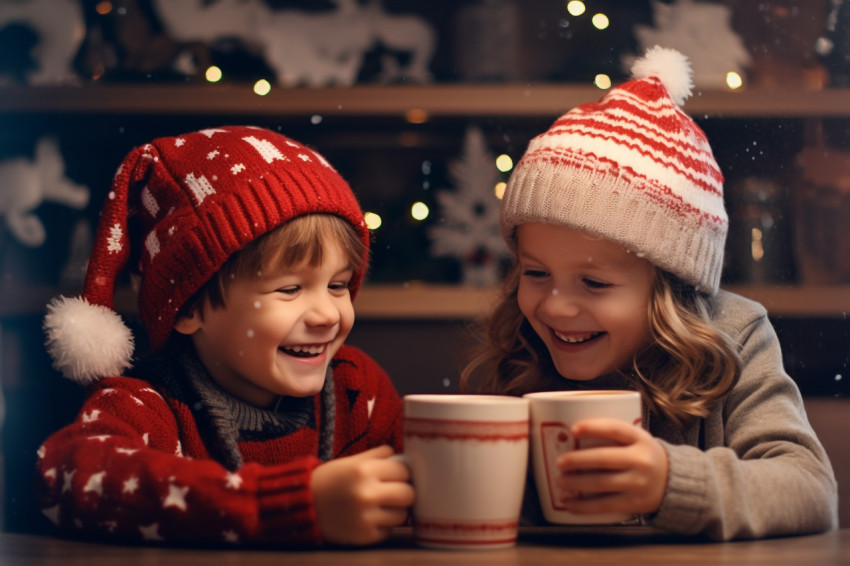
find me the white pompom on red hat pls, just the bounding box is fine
[44,126,369,385]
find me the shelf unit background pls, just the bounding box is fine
[2,0,850,536]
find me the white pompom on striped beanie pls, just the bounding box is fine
[44,126,369,385]
[500,46,727,294]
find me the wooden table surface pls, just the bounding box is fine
[1,526,848,565]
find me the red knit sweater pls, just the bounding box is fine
[34,344,403,546]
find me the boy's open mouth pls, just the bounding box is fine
[279,344,326,358]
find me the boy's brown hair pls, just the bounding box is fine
[179,213,368,320]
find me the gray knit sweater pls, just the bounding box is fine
[523,290,838,540]
[647,290,838,540]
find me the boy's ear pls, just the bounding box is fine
[174,312,202,335]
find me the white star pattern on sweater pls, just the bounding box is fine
[297,153,311,162]
[225,472,243,489]
[116,447,138,456]
[175,138,185,147]
[37,445,45,459]
[62,470,75,493]
[106,223,123,253]
[139,523,164,541]
[101,521,117,533]
[163,483,189,511]
[42,505,60,526]
[207,150,219,160]
[231,163,246,175]
[123,476,139,494]
[83,471,106,496]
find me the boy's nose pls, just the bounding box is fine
[304,293,341,326]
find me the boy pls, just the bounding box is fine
[37,125,414,546]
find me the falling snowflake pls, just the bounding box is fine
[429,126,509,287]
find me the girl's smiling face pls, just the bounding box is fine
[175,240,355,407]
[516,223,656,382]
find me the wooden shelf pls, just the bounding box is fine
[3,83,849,320]
[2,84,850,118]
[3,283,849,319]
[352,284,849,319]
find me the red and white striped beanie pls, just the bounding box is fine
[44,125,369,385]
[500,46,727,294]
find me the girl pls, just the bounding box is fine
[461,47,838,541]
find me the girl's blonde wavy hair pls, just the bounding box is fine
[460,265,741,428]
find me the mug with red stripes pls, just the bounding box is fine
[399,394,529,550]
[523,390,643,525]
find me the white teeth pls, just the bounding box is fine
[554,331,600,344]
[282,344,326,356]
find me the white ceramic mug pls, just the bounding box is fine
[399,394,529,550]
[523,390,642,525]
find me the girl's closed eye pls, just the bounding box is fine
[277,285,300,296]
[582,277,612,290]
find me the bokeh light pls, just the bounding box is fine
[411,202,430,221]
[496,154,514,172]
[406,108,429,124]
[726,71,743,90]
[594,74,612,90]
[253,79,271,96]
[567,1,586,16]
[205,66,222,83]
[364,212,382,230]
[591,13,610,30]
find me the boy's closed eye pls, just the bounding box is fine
[521,268,549,279]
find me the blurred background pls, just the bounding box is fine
[1,0,850,532]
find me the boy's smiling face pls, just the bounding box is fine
[175,240,355,407]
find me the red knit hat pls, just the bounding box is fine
[500,47,727,294]
[44,125,369,385]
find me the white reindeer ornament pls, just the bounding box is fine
[153,0,435,86]
[0,0,85,84]
[0,138,89,247]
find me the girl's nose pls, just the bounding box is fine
[539,287,581,318]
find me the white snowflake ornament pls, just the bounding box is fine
[429,127,509,287]
[630,0,751,89]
